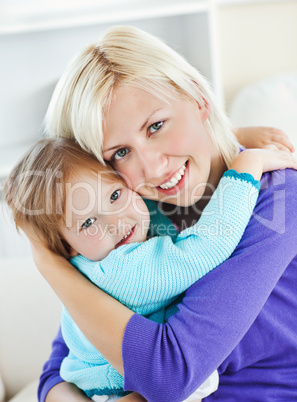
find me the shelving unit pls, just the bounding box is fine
[0,0,221,178]
[0,1,210,35]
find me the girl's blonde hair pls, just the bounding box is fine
[3,138,121,259]
[45,25,239,167]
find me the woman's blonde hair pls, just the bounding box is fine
[45,25,239,167]
[3,138,120,259]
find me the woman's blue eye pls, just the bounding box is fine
[114,148,129,160]
[149,121,163,135]
[81,218,96,229]
[110,189,121,203]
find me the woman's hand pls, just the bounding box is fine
[19,221,133,376]
[234,126,295,152]
[230,144,297,181]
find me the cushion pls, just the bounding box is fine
[0,373,5,402]
[8,379,38,402]
[229,72,297,152]
[0,257,61,399]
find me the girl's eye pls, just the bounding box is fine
[148,121,164,135]
[110,189,121,203]
[81,218,96,229]
[113,148,129,161]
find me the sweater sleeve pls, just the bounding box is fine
[122,169,297,401]
[72,171,259,316]
[37,326,68,402]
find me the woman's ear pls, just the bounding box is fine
[69,247,79,257]
[197,97,211,122]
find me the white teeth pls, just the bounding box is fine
[123,228,132,240]
[160,163,187,189]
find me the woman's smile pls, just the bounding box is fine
[157,160,188,195]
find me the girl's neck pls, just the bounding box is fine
[162,155,227,229]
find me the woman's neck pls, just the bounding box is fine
[162,155,227,230]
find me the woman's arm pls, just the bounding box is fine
[234,126,294,152]
[121,169,297,401]
[36,163,296,402]
[45,383,145,402]
[44,382,91,402]
[31,246,133,376]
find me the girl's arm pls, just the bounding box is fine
[73,148,296,316]
[234,126,294,152]
[37,169,297,402]
[37,151,294,402]
[73,169,260,316]
[122,168,297,401]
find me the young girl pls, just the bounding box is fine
[21,26,297,402]
[5,137,295,401]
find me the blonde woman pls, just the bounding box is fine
[23,27,297,401]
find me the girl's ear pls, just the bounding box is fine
[197,97,211,122]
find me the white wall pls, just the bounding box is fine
[1,0,297,175]
[0,8,212,175]
[218,0,297,110]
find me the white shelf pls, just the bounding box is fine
[218,0,283,5]
[0,0,221,180]
[0,0,209,35]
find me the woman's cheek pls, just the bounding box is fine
[120,167,140,191]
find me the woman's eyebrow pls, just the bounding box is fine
[103,108,163,153]
[103,144,123,154]
[139,108,163,132]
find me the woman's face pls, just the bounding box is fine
[102,85,221,207]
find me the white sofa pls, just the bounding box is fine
[229,72,297,153]
[0,253,62,402]
[0,207,115,402]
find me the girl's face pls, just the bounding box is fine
[60,171,150,261]
[102,86,221,207]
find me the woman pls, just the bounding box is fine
[31,26,297,401]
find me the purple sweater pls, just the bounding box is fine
[38,169,297,402]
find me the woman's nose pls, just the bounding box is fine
[138,148,168,182]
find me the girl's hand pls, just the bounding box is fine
[234,126,295,153]
[230,145,297,181]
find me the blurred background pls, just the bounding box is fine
[1,0,297,195]
[0,1,297,400]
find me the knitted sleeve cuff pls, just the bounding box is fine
[223,169,261,190]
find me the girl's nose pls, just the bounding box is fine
[106,216,128,237]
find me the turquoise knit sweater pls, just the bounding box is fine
[60,170,260,397]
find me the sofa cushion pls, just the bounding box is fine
[8,379,38,402]
[229,72,297,152]
[0,257,61,400]
[0,372,5,402]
